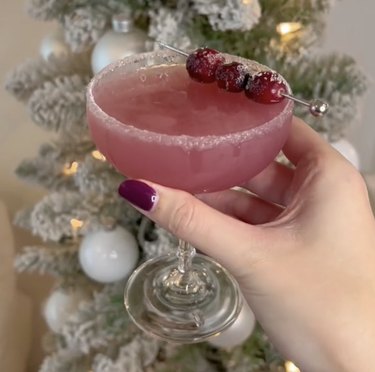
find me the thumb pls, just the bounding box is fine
[118,179,272,273]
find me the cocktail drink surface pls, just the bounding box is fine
[87,52,293,193]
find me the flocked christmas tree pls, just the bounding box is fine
[5,1,367,371]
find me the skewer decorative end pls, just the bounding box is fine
[309,99,329,117]
[281,93,329,117]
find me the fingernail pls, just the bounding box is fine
[118,179,157,211]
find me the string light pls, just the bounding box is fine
[70,218,84,241]
[70,218,84,230]
[63,161,79,175]
[91,150,106,161]
[276,22,302,36]
[284,361,301,372]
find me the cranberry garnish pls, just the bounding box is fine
[245,71,287,103]
[186,48,225,83]
[215,62,249,92]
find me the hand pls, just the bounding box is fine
[119,117,375,372]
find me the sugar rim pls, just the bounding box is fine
[87,50,294,151]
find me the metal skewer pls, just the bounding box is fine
[158,41,189,57]
[281,92,329,117]
[158,41,329,117]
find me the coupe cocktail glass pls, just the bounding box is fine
[87,50,293,342]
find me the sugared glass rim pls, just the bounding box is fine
[87,50,294,151]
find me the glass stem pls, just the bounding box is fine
[177,240,195,275]
[163,239,206,301]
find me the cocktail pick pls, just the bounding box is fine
[158,41,189,57]
[281,92,329,117]
[158,41,329,117]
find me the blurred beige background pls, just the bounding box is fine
[323,1,375,172]
[0,1,374,371]
[0,2,53,371]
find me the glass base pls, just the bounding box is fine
[124,254,242,343]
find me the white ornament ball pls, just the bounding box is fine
[44,288,86,333]
[91,15,148,74]
[330,138,360,170]
[208,300,256,348]
[79,226,139,283]
[40,28,70,61]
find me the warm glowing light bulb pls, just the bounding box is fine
[276,22,302,35]
[63,161,79,175]
[70,218,84,241]
[284,360,301,372]
[91,150,106,161]
[70,218,84,231]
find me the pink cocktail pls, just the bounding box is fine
[86,50,294,343]
[87,52,293,194]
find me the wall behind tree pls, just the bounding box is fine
[0,3,53,371]
[323,0,375,172]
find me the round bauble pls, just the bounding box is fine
[91,14,148,74]
[330,138,360,170]
[44,288,87,333]
[79,226,139,283]
[208,300,256,348]
[40,28,70,61]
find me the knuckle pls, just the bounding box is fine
[331,158,366,190]
[168,196,197,237]
[304,152,365,193]
[346,165,368,193]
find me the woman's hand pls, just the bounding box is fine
[119,117,375,372]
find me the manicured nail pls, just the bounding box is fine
[118,179,157,211]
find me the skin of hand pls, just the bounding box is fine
[119,117,375,371]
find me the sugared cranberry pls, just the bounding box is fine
[186,48,225,83]
[245,71,287,103]
[215,62,249,92]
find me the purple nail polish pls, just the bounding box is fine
[118,179,157,211]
